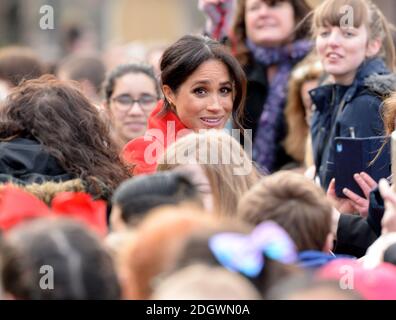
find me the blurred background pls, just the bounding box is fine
[0,0,394,64]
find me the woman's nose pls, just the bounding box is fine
[206,96,222,112]
[327,30,342,47]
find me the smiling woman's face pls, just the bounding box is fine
[245,0,295,47]
[108,72,158,146]
[163,59,234,131]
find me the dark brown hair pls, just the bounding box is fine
[1,218,121,299]
[160,35,247,129]
[103,63,161,103]
[0,75,130,191]
[232,0,312,66]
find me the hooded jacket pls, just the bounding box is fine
[310,58,396,190]
[0,137,111,201]
[0,137,74,185]
[122,100,188,175]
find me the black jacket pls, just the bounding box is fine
[0,137,74,185]
[310,58,396,190]
[242,60,293,171]
[335,187,384,257]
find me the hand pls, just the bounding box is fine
[326,174,372,216]
[342,172,378,217]
[304,165,316,180]
[379,179,396,234]
[198,0,228,10]
[198,0,235,39]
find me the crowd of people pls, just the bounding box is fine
[1,0,396,300]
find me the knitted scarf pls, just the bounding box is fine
[246,38,313,172]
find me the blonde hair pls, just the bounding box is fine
[382,92,396,135]
[151,264,261,300]
[312,0,396,71]
[284,54,323,164]
[157,130,262,217]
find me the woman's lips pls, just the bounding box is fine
[124,122,146,131]
[200,117,224,128]
[326,52,343,61]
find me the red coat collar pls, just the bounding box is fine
[121,100,189,175]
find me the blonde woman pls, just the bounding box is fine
[283,54,323,169]
[157,130,262,216]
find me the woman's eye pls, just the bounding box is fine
[193,88,207,96]
[220,87,232,95]
[343,31,355,37]
[319,31,330,37]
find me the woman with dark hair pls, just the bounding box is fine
[199,0,313,172]
[0,75,130,195]
[122,35,247,175]
[103,63,161,150]
[1,218,121,300]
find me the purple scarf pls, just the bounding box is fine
[246,38,313,172]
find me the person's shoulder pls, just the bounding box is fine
[122,135,154,163]
[364,72,396,98]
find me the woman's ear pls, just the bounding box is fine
[366,38,382,58]
[162,85,175,106]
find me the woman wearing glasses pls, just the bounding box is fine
[121,35,247,175]
[103,63,161,150]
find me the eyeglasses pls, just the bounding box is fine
[111,94,158,112]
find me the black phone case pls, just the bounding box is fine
[334,136,390,198]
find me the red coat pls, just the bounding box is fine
[121,100,188,175]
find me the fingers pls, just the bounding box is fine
[379,179,396,205]
[326,178,336,197]
[343,187,369,216]
[359,172,378,188]
[353,173,374,199]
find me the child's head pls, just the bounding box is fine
[151,264,261,300]
[312,0,395,84]
[157,130,262,216]
[238,171,333,252]
[169,220,299,298]
[118,206,220,299]
[110,172,203,231]
[1,218,120,300]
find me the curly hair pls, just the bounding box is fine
[0,75,130,191]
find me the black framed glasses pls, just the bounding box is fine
[111,94,158,112]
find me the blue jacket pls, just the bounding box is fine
[310,58,396,189]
